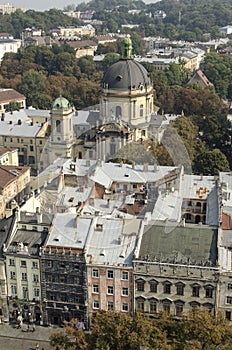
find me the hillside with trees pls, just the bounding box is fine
[0,0,232,41]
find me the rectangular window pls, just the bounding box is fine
[122,302,129,312]
[22,287,28,299]
[21,260,26,268]
[93,300,99,309]
[22,272,27,281]
[108,301,114,310]
[164,284,171,294]
[9,259,15,266]
[137,281,144,292]
[176,285,184,296]
[150,282,157,293]
[11,285,17,297]
[122,287,129,296]
[227,296,232,304]
[226,311,231,320]
[205,287,213,298]
[122,271,129,280]
[107,270,113,279]
[34,288,40,297]
[92,269,99,278]
[93,285,99,294]
[192,286,200,297]
[33,274,39,282]
[10,271,16,279]
[107,286,114,295]
[30,146,34,152]
[32,261,38,269]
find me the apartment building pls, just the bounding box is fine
[4,210,51,324]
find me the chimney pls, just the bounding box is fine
[36,207,42,224]
[18,119,22,125]
[143,163,148,172]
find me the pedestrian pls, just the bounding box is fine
[32,323,35,332]
[17,314,23,329]
[36,343,39,350]
[27,323,30,332]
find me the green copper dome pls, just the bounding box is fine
[52,96,71,110]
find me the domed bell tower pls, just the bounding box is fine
[50,96,74,158]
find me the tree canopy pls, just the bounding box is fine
[49,310,232,350]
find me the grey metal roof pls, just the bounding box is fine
[46,213,92,249]
[138,222,218,266]
[85,217,139,266]
[0,120,42,137]
[102,59,152,91]
[6,229,48,256]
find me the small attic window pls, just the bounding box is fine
[95,224,103,231]
[100,249,105,256]
[68,197,74,202]
[124,174,129,177]
[116,75,122,81]
[54,237,60,242]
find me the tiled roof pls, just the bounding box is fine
[0,165,29,188]
[0,88,25,103]
[0,146,15,157]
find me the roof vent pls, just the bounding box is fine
[100,249,105,256]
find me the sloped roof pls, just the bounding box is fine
[0,165,29,188]
[0,88,25,103]
[138,222,218,266]
[188,69,214,88]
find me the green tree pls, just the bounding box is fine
[101,53,120,70]
[20,70,46,107]
[194,148,230,175]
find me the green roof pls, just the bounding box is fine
[139,223,218,266]
[52,96,71,110]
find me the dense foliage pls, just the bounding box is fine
[0,45,102,109]
[50,310,232,350]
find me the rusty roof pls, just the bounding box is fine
[0,165,30,188]
[0,89,26,103]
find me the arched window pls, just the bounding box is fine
[205,285,214,298]
[175,282,185,296]
[116,106,122,118]
[189,301,200,310]
[140,104,144,117]
[136,297,145,312]
[174,300,185,316]
[56,120,61,133]
[163,281,172,294]
[162,299,171,313]
[136,279,145,292]
[149,280,158,293]
[149,299,157,314]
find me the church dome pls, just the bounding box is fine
[102,59,152,91]
[52,96,71,110]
